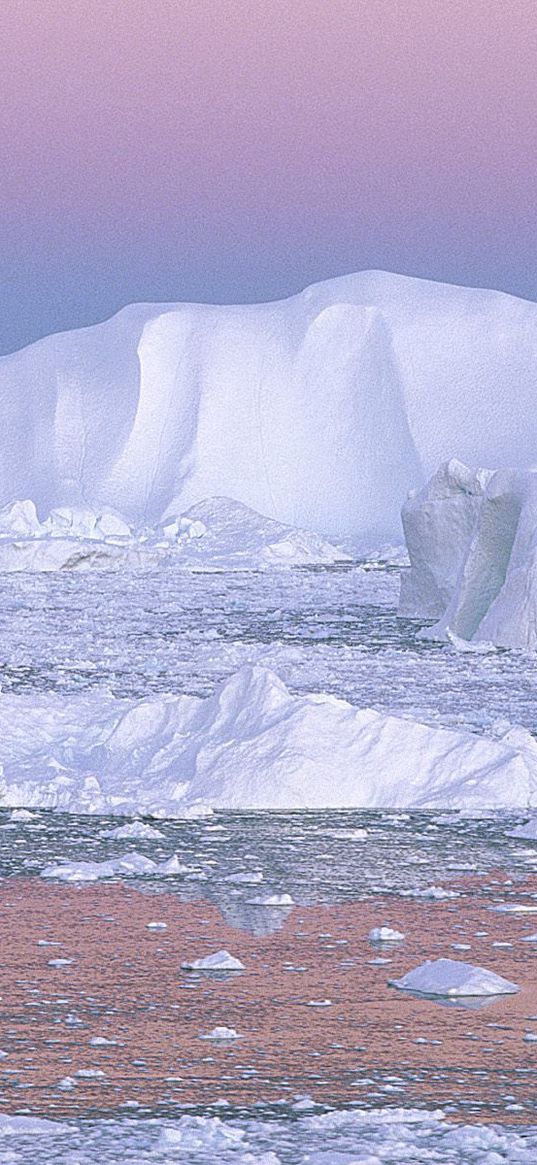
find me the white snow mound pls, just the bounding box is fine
[389,957,519,997]
[5,271,537,543]
[400,459,537,650]
[1,664,537,814]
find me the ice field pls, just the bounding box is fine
[3,271,537,1156]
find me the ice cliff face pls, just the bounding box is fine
[400,460,537,651]
[3,270,537,541]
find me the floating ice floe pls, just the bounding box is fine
[199,1026,241,1041]
[491,903,537,914]
[400,458,537,651]
[389,958,519,997]
[181,950,245,972]
[3,664,537,815]
[246,893,295,907]
[405,886,460,900]
[369,926,405,943]
[508,817,537,841]
[40,851,187,882]
[99,820,165,840]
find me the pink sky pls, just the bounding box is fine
[1,0,536,350]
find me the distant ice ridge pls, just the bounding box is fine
[0,496,349,571]
[4,271,537,543]
[399,459,537,649]
[1,664,537,815]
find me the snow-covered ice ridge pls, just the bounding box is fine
[4,271,537,543]
[0,497,349,571]
[2,664,537,815]
[400,459,537,650]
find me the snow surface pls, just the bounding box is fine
[5,271,537,543]
[389,957,519,997]
[400,459,537,650]
[0,497,348,571]
[1,664,537,814]
[1,1107,537,1164]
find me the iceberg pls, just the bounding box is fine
[4,271,537,544]
[389,957,519,997]
[1,665,537,815]
[181,950,245,972]
[400,460,537,649]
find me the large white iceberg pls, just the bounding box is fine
[0,665,537,815]
[399,460,537,650]
[3,271,537,543]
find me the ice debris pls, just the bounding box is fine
[181,950,245,972]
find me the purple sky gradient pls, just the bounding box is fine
[1,0,536,352]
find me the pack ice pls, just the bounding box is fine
[400,459,537,649]
[3,271,537,544]
[1,665,537,815]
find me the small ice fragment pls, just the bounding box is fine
[411,886,460,900]
[99,821,164,840]
[181,950,245,972]
[199,1027,241,1041]
[368,927,404,943]
[147,921,167,930]
[47,959,73,968]
[491,904,537,914]
[247,893,294,907]
[157,854,189,875]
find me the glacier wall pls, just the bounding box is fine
[3,270,537,541]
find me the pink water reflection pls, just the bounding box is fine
[0,876,536,1120]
